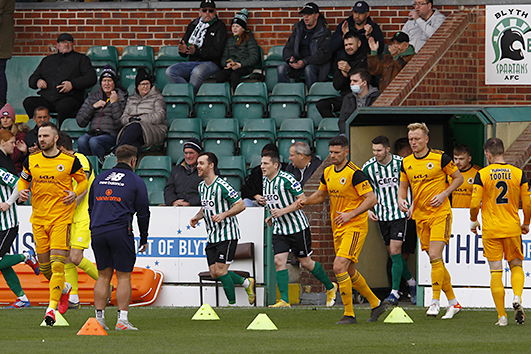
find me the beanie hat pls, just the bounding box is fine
[135,67,154,88]
[99,65,118,85]
[0,103,15,119]
[232,9,249,29]
[183,138,203,153]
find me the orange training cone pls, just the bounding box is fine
[77,317,108,336]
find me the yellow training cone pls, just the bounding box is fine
[192,304,220,320]
[384,307,413,324]
[40,311,69,327]
[246,313,278,330]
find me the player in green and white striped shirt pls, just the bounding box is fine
[190,152,255,306]
[261,151,337,308]
[0,129,40,309]
[362,136,416,306]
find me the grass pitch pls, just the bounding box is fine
[0,306,528,353]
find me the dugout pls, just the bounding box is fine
[344,105,531,291]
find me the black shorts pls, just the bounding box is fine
[0,226,18,257]
[272,228,312,258]
[91,228,136,272]
[403,219,417,254]
[205,239,238,266]
[378,219,408,246]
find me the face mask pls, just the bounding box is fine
[350,84,361,94]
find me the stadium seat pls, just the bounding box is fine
[264,45,284,92]
[5,56,44,115]
[239,46,265,82]
[136,155,172,179]
[200,116,226,129]
[194,83,231,118]
[155,46,187,89]
[86,155,101,176]
[231,82,268,125]
[61,118,89,150]
[218,155,246,191]
[277,118,314,161]
[141,176,167,204]
[86,45,119,78]
[118,45,155,89]
[305,82,340,127]
[162,83,194,120]
[240,119,276,165]
[147,187,165,206]
[167,119,202,164]
[315,118,340,160]
[268,83,306,128]
[101,155,117,171]
[202,119,239,156]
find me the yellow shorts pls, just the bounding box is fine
[70,218,91,250]
[483,236,524,262]
[416,213,452,252]
[32,223,71,254]
[333,227,367,263]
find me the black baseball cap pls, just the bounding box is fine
[57,33,74,43]
[391,31,410,43]
[352,1,369,13]
[300,2,320,14]
[200,0,216,9]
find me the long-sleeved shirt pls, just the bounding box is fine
[401,9,446,52]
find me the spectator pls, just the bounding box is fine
[23,33,97,126]
[285,141,322,186]
[241,143,286,207]
[330,1,385,57]
[0,103,28,174]
[394,137,412,157]
[0,0,14,107]
[277,2,332,88]
[164,138,203,207]
[76,66,127,160]
[402,0,446,52]
[450,144,480,208]
[166,0,227,93]
[214,9,260,91]
[367,32,415,91]
[316,31,367,118]
[24,106,50,153]
[338,69,380,135]
[116,68,167,152]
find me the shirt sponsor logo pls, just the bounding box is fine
[377,177,399,187]
[201,199,216,211]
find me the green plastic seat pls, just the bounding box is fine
[86,155,101,176]
[101,155,117,171]
[136,155,172,179]
[5,56,44,114]
[167,119,202,163]
[162,83,194,119]
[240,119,276,165]
[141,176,168,204]
[277,118,314,161]
[60,118,89,140]
[231,82,268,124]
[194,83,231,118]
[264,46,284,92]
[155,46,188,88]
[203,119,239,156]
[218,156,246,191]
[306,82,340,127]
[268,83,306,127]
[147,187,166,206]
[200,116,226,129]
[315,118,340,160]
[87,46,119,76]
[118,45,155,88]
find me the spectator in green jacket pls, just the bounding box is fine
[214,9,260,91]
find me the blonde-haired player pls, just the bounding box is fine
[470,137,531,326]
[398,122,464,319]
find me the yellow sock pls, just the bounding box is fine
[337,272,354,317]
[490,269,506,318]
[78,257,99,281]
[40,261,52,280]
[442,264,456,301]
[511,265,524,298]
[430,259,444,300]
[49,255,66,310]
[351,270,380,309]
[64,263,78,295]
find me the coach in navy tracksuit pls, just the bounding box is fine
[89,144,150,331]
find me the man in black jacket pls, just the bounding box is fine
[164,138,203,206]
[316,31,367,118]
[277,3,332,88]
[166,0,227,94]
[23,33,97,126]
[24,106,51,153]
[285,142,322,186]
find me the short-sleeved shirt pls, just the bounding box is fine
[400,149,457,221]
[471,163,530,239]
[0,168,19,231]
[73,152,95,223]
[20,151,86,225]
[319,161,373,233]
[263,170,309,235]
[450,165,480,208]
[198,176,241,243]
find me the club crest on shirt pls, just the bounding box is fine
[57,164,65,172]
[426,162,434,170]
[339,177,346,185]
[467,177,474,184]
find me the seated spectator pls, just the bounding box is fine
[116,68,167,151]
[241,143,286,207]
[367,32,415,91]
[24,106,50,153]
[402,0,446,52]
[164,138,203,207]
[330,1,384,57]
[394,137,412,158]
[23,33,97,126]
[338,69,380,135]
[76,66,127,160]
[316,31,366,118]
[166,0,227,94]
[277,2,331,88]
[0,103,28,174]
[214,9,260,91]
[285,141,322,186]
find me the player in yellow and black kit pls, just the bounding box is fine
[18,122,88,326]
[301,136,386,325]
[450,144,480,208]
[398,123,464,319]
[470,137,531,326]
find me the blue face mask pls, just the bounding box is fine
[350,84,361,94]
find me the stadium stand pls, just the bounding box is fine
[305,82,341,128]
[268,83,306,128]
[166,118,202,164]
[154,46,187,89]
[118,45,155,89]
[231,82,268,126]
[162,83,195,121]
[202,118,239,157]
[86,45,119,78]
[263,45,284,92]
[194,83,231,119]
[276,118,314,161]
